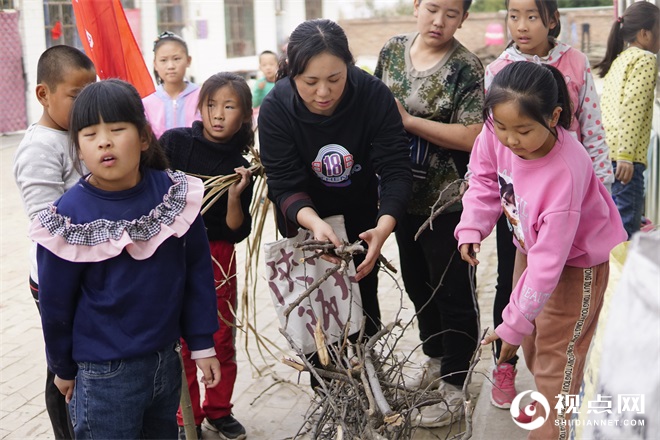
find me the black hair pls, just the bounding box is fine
[37,45,95,91]
[416,0,473,12]
[595,2,660,78]
[484,62,572,139]
[152,31,189,85]
[69,79,169,174]
[505,0,561,39]
[259,50,278,61]
[276,19,355,82]
[197,72,254,152]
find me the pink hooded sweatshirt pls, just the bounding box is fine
[455,125,626,345]
[143,83,201,139]
[485,41,614,187]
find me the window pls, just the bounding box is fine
[224,0,255,58]
[43,1,83,49]
[1,0,15,9]
[157,0,184,36]
[305,0,322,20]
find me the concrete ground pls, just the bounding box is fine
[0,131,533,439]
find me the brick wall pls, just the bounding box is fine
[340,7,615,66]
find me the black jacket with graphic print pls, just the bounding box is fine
[258,65,412,239]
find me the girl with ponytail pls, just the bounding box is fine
[597,1,660,238]
[455,62,627,440]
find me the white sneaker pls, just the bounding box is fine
[416,381,464,428]
[405,357,442,390]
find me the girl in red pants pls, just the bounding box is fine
[160,72,255,440]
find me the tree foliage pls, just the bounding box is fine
[471,0,507,13]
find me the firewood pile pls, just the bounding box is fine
[276,239,485,440]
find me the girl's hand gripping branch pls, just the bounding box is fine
[228,166,252,198]
[482,332,520,365]
[459,243,481,266]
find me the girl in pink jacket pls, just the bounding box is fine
[455,62,626,440]
[142,32,200,138]
[484,1,614,410]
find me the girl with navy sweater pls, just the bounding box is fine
[30,79,221,440]
[159,72,253,440]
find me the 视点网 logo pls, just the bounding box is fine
[509,391,647,432]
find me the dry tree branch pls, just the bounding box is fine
[448,327,489,440]
[414,179,467,240]
[187,163,264,216]
[239,149,484,438]
[281,262,343,324]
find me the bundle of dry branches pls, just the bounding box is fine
[275,241,486,440]
[182,144,291,375]
[194,140,485,439]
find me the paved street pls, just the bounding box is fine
[0,131,529,439]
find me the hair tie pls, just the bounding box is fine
[617,16,623,24]
[153,31,184,52]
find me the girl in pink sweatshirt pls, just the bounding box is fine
[142,32,200,138]
[455,62,626,440]
[484,0,614,410]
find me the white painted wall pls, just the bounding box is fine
[18,0,47,125]
[138,0,159,84]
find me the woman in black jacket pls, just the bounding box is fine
[259,18,412,344]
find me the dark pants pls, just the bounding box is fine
[30,277,75,440]
[612,161,646,239]
[493,214,519,366]
[344,213,382,338]
[395,211,479,387]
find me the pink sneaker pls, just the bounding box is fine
[491,363,517,409]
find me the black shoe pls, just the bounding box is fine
[202,415,247,440]
[178,424,203,440]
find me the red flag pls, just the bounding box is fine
[72,0,155,98]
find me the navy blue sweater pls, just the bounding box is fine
[35,168,218,380]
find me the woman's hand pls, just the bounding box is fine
[481,332,519,365]
[615,161,634,185]
[54,375,75,403]
[297,208,343,265]
[228,167,252,198]
[459,243,481,266]
[356,215,396,281]
[195,356,221,388]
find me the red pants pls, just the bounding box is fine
[177,240,238,425]
[513,251,609,440]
